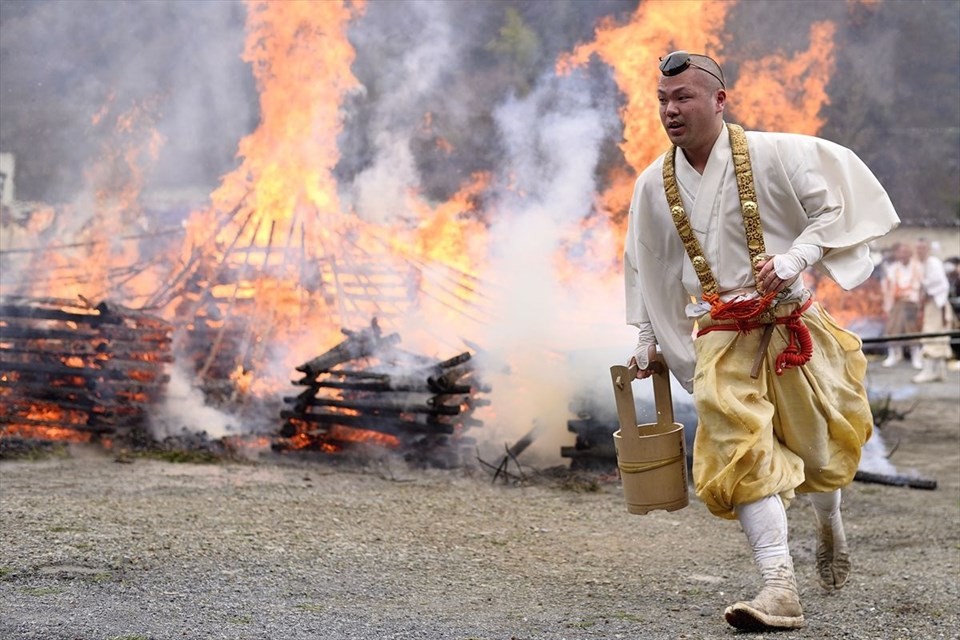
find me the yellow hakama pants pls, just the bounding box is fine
[691,301,873,520]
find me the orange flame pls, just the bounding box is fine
[206,0,365,222]
[558,0,838,263]
[2,96,166,304]
[730,22,837,134]
[169,0,369,383]
[279,421,401,452]
[329,424,400,448]
[400,172,490,273]
[806,271,884,330]
[557,0,733,264]
[1,425,93,443]
[2,0,859,453]
[558,0,732,174]
[81,96,166,303]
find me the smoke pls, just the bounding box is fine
[344,0,466,224]
[472,70,631,460]
[0,0,253,202]
[152,365,238,440]
[858,430,898,477]
[0,0,255,308]
[330,1,644,462]
[2,3,645,459]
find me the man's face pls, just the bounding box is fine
[916,241,930,260]
[657,70,725,150]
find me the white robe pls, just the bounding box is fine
[625,123,900,391]
[920,255,950,309]
[918,255,954,360]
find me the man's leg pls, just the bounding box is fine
[724,495,805,630]
[809,489,851,590]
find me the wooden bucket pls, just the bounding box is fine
[610,355,689,515]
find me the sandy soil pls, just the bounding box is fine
[0,359,958,640]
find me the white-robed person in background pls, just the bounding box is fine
[880,241,924,368]
[912,238,955,382]
[623,51,899,631]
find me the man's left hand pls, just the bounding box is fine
[757,244,823,295]
[757,256,798,295]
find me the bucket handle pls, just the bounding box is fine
[610,353,676,444]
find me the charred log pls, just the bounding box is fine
[278,321,488,463]
[854,470,937,490]
[280,410,456,436]
[296,319,401,377]
[486,423,544,483]
[0,297,172,443]
[0,324,172,344]
[283,396,462,416]
[295,378,473,395]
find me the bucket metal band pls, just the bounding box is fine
[618,454,684,474]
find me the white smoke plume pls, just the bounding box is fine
[344,0,464,224]
[0,1,252,200]
[152,365,238,441]
[473,71,630,461]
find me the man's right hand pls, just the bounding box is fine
[628,344,659,380]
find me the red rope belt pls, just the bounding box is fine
[697,297,815,375]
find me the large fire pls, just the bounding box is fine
[164,0,368,384]
[153,0,495,394]
[0,0,873,450]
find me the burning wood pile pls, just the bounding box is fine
[276,319,488,467]
[561,396,697,472]
[0,297,172,447]
[562,414,619,471]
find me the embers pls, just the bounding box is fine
[0,297,172,445]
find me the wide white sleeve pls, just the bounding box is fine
[624,207,651,328]
[624,164,699,392]
[780,136,900,289]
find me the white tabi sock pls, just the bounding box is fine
[809,489,848,554]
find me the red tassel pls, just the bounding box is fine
[774,315,814,375]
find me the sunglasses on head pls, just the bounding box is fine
[658,51,725,88]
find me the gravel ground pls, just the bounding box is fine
[1,359,958,640]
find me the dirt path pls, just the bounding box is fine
[1,360,957,640]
